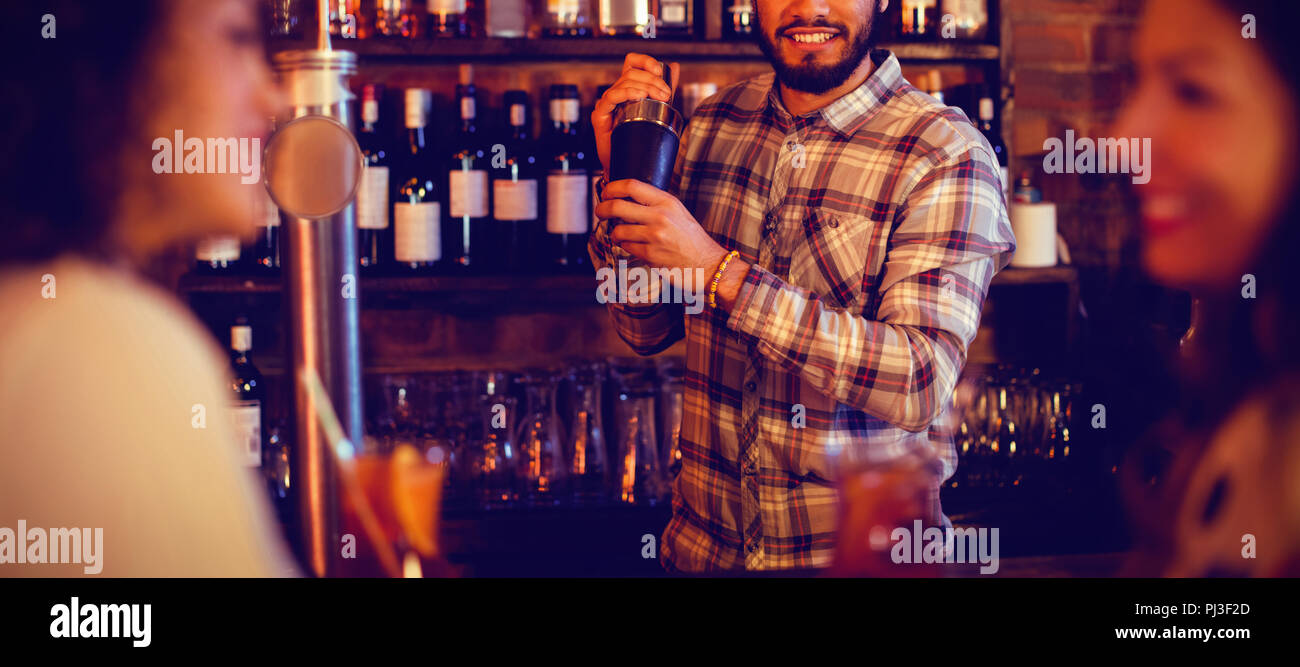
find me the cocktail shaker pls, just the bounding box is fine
[609,62,684,192]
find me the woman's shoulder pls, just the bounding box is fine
[0,255,226,377]
[1164,373,1300,576]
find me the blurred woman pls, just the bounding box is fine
[1114,0,1300,576]
[0,0,296,575]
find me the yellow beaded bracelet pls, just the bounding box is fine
[708,250,740,309]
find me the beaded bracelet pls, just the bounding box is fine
[708,250,740,309]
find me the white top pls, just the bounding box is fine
[0,255,297,577]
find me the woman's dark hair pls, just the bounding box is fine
[1182,0,1300,431]
[0,1,164,264]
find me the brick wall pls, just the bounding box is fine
[1004,0,1144,271]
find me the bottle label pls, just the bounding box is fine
[405,89,429,129]
[357,165,391,230]
[260,191,280,228]
[196,236,241,261]
[450,169,489,218]
[429,0,467,12]
[231,325,253,353]
[363,99,380,125]
[510,104,526,128]
[394,201,442,262]
[550,98,581,124]
[662,2,687,24]
[493,179,539,221]
[460,97,476,121]
[231,400,262,468]
[547,172,589,234]
[979,97,995,122]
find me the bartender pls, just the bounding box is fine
[589,0,1015,572]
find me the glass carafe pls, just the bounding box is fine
[465,371,518,509]
[514,371,567,506]
[610,360,667,505]
[568,362,610,505]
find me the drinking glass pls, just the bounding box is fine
[514,370,568,505]
[568,362,611,505]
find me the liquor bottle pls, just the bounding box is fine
[900,0,939,40]
[977,92,1009,199]
[267,0,304,38]
[941,0,988,41]
[538,0,595,37]
[491,90,539,272]
[447,65,490,269]
[723,0,754,38]
[356,84,392,271]
[427,0,473,37]
[599,0,658,37]
[248,188,281,273]
[376,0,420,37]
[544,84,590,271]
[195,236,241,273]
[329,0,364,38]
[394,88,442,270]
[229,319,266,469]
[657,0,692,37]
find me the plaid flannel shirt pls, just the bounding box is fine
[590,49,1015,572]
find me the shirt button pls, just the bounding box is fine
[829,216,840,228]
[745,380,757,392]
[746,540,760,553]
[743,460,757,476]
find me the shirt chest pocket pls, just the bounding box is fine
[788,209,882,310]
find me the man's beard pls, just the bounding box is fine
[755,10,880,95]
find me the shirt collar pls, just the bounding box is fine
[765,49,903,137]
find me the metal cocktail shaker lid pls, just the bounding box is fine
[612,98,685,139]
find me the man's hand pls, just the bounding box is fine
[595,179,728,277]
[591,54,679,174]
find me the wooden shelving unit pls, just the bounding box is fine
[274,36,999,63]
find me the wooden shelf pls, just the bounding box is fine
[990,265,1079,287]
[181,265,1071,296]
[178,271,600,307]
[272,37,999,63]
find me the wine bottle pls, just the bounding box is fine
[941,0,989,41]
[544,84,590,272]
[900,0,939,40]
[427,0,473,37]
[539,0,595,37]
[229,319,265,469]
[978,92,1009,200]
[248,188,281,274]
[657,0,691,36]
[394,88,442,271]
[600,0,657,37]
[376,0,420,37]
[357,84,392,272]
[195,236,241,274]
[447,65,490,270]
[491,90,539,273]
[723,0,754,38]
